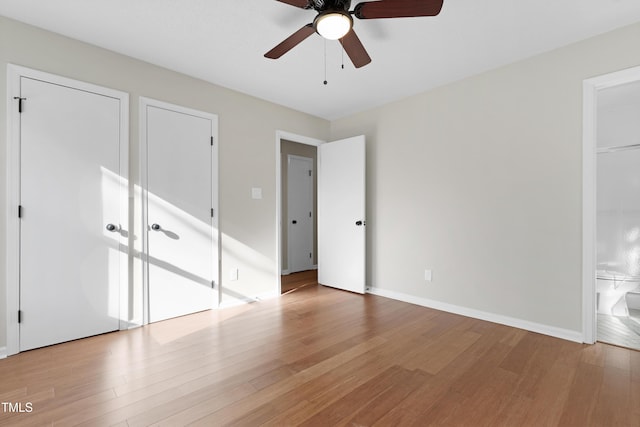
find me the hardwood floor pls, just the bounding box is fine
[281,270,318,294]
[1,284,639,426]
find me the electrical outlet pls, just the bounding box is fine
[424,269,432,282]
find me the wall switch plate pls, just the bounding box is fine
[424,269,432,282]
[230,268,239,281]
[251,187,262,199]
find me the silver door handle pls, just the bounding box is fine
[151,223,161,231]
[106,223,118,232]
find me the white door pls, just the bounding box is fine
[287,155,314,273]
[19,76,125,351]
[144,101,218,323]
[318,135,366,294]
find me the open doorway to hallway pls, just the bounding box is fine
[276,131,366,295]
[279,137,319,293]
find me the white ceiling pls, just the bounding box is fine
[2,0,640,120]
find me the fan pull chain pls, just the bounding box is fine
[341,40,345,69]
[323,39,328,85]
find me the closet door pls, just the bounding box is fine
[19,76,126,351]
[144,100,218,322]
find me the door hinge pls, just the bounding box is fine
[18,310,22,323]
[13,97,26,113]
[211,280,215,288]
[211,208,215,218]
[211,136,214,146]
[309,252,312,258]
[309,211,312,218]
[309,170,312,177]
[18,205,22,218]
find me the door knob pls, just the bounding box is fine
[106,223,118,232]
[151,223,161,231]
[292,220,297,224]
[355,220,365,226]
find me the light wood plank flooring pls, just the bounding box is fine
[281,270,318,294]
[1,284,639,426]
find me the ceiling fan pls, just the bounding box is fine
[265,0,444,68]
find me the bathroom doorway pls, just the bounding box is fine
[594,79,640,350]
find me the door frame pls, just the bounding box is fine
[276,131,324,293]
[582,65,640,344]
[286,154,315,274]
[139,97,220,325]
[5,64,129,357]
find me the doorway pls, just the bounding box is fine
[277,133,322,294]
[595,81,640,350]
[276,131,367,295]
[6,65,129,354]
[279,138,319,293]
[583,65,640,347]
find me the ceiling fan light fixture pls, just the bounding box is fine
[314,11,353,40]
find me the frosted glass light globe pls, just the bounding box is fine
[315,12,352,40]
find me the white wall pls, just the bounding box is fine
[330,22,640,335]
[0,16,329,350]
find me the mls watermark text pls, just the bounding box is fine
[2,402,33,413]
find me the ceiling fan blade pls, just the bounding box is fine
[275,0,311,9]
[265,24,315,59]
[340,29,371,68]
[354,0,444,19]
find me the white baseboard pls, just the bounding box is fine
[367,287,583,343]
[0,346,7,359]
